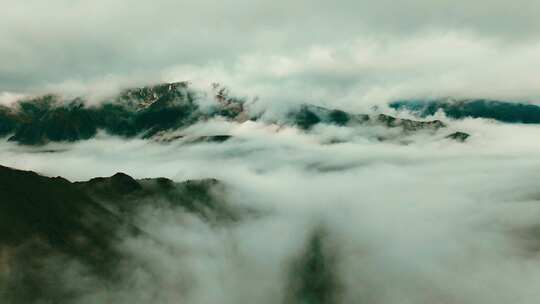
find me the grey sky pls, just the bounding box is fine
[1,0,539,106]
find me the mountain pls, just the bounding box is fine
[0,82,209,145]
[284,227,342,304]
[75,172,240,222]
[0,165,125,302]
[0,82,465,145]
[289,104,445,132]
[0,164,238,303]
[391,99,540,124]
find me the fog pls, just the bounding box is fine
[2,113,540,303]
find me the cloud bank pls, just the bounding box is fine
[2,115,540,303]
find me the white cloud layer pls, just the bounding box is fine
[2,117,540,302]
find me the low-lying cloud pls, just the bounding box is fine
[3,115,540,303]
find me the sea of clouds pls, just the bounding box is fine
[2,113,540,303]
[2,1,540,302]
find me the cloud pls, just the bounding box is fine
[0,92,26,107]
[164,34,540,113]
[1,0,540,108]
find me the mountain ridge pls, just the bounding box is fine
[0,164,241,302]
[0,82,466,145]
[391,99,540,124]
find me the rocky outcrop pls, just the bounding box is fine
[446,131,470,142]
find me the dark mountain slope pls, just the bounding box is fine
[0,107,19,137]
[0,165,239,303]
[75,173,240,222]
[0,165,238,261]
[2,83,209,145]
[10,101,99,145]
[0,165,126,303]
[289,105,370,130]
[285,227,342,304]
[0,165,123,268]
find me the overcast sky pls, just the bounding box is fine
[1,0,540,108]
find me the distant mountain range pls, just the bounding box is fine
[391,99,540,123]
[0,82,473,146]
